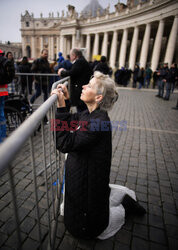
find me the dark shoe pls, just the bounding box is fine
[163,97,169,101]
[155,95,160,98]
[121,194,146,216]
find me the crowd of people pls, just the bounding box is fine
[114,63,178,99]
[1,47,178,143]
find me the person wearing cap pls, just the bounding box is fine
[0,49,8,143]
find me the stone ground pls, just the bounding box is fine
[0,88,178,250]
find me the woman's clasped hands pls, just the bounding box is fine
[51,84,69,107]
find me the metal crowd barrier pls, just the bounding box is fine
[0,76,70,250]
[14,73,60,105]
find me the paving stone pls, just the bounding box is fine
[77,238,95,250]
[165,225,178,239]
[163,213,178,227]
[29,224,48,241]
[133,224,148,240]
[0,207,13,223]
[162,202,177,215]
[149,214,164,229]
[148,204,163,216]
[0,218,16,236]
[20,216,36,234]
[168,237,178,250]
[136,192,148,202]
[58,235,77,250]
[94,238,114,250]
[5,231,27,249]
[131,237,149,250]
[0,232,8,247]
[150,242,168,250]
[113,242,130,250]
[149,226,167,244]
[22,237,39,250]
[115,229,131,245]
[148,195,161,206]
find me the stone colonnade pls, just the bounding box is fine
[27,15,178,71]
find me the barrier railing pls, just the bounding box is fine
[13,73,60,106]
[0,76,70,250]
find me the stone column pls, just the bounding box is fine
[72,34,76,48]
[31,36,36,59]
[151,20,165,71]
[86,34,91,61]
[129,26,139,70]
[50,36,54,60]
[140,23,151,68]
[56,36,60,54]
[164,16,178,67]
[60,35,64,53]
[21,36,26,57]
[109,31,118,69]
[101,32,108,57]
[119,29,128,68]
[93,33,99,56]
[40,36,43,52]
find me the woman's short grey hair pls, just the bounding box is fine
[93,71,118,111]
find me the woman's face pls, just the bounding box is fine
[81,77,98,104]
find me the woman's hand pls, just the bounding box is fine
[51,88,65,108]
[56,84,69,100]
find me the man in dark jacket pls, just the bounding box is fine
[30,49,51,104]
[156,63,169,98]
[18,56,32,96]
[58,48,92,112]
[94,56,110,75]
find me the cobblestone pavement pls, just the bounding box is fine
[0,88,178,250]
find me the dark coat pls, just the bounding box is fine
[61,56,92,106]
[94,62,110,75]
[55,107,111,239]
[31,57,51,84]
[18,62,32,86]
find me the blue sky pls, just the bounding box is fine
[0,0,126,43]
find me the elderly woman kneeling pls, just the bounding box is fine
[51,71,146,240]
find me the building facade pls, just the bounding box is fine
[0,42,22,59]
[21,0,178,71]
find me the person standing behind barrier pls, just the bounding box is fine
[144,66,152,88]
[0,50,15,142]
[18,56,32,96]
[153,69,158,89]
[30,49,51,104]
[163,64,175,101]
[6,52,16,95]
[138,67,145,89]
[133,64,139,88]
[169,63,177,94]
[94,56,110,75]
[54,54,72,73]
[156,63,169,98]
[58,48,92,112]
[57,52,64,64]
[51,71,146,240]
[0,50,8,143]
